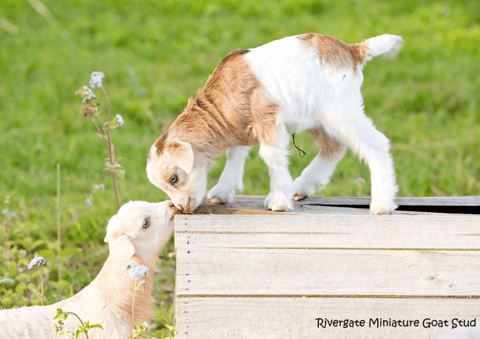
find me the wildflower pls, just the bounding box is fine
[6,211,17,218]
[138,280,147,289]
[2,207,17,218]
[143,322,150,330]
[4,196,10,204]
[354,178,366,185]
[28,256,46,269]
[89,71,105,89]
[75,86,96,105]
[126,262,150,279]
[116,114,124,127]
[93,183,105,191]
[85,198,93,206]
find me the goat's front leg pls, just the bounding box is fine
[207,146,251,204]
[259,127,294,212]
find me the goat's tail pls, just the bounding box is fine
[360,34,403,62]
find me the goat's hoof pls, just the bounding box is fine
[293,193,308,201]
[208,197,227,205]
[268,206,286,212]
[370,202,397,215]
[371,210,393,216]
[264,192,294,212]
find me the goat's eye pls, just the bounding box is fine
[142,218,150,229]
[169,175,178,185]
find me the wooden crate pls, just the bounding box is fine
[174,196,480,339]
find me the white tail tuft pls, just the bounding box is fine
[364,34,403,61]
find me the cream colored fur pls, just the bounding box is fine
[0,201,176,338]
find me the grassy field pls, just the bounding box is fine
[1,0,479,337]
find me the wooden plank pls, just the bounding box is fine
[174,214,480,249]
[176,248,480,296]
[198,198,377,215]
[176,297,480,339]
[198,196,480,215]
[288,196,480,207]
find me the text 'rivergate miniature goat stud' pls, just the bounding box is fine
[147,33,403,215]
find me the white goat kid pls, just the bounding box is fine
[0,201,176,339]
[147,33,403,214]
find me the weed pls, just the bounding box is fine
[54,308,103,339]
[75,72,125,211]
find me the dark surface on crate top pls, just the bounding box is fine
[193,196,480,215]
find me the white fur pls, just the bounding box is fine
[364,34,403,60]
[210,34,401,213]
[0,201,176,339]
[207,146,251,204]
[293,146,346,199]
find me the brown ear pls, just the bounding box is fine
[165,140,194,173]
[110,235,136,261]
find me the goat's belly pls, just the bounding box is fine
[244,35,359,133]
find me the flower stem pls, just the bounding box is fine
[66,311,90,339]
[132,279,137,329]
[101,86,120,211]
[2,219,12,261]
[40,271,44,306]
[56,163,62,281]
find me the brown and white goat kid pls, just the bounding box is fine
[0,201,176,339]
[147,33,403,214]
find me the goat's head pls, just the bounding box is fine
[146,137,208,213]
[104,201,177,264]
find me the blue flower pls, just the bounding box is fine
[125,262,150,279]
[116,114,124,127]
[28,256,46,269]
[89,71,105,89]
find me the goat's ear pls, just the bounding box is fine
[110,235,136,261]
[166,140,194,173]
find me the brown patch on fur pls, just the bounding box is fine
[167,141,182,152]
[298,33,368,70]
[165,48,280,160]
[308,126,344,159]
[155,132,168,156]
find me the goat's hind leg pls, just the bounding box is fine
[331,109,398,215]
[207,146,251,204]
[293,126,346,201]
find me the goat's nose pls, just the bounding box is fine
[168,202,181,214]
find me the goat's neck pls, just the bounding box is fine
[89,256,154,328]
[169,96,255,161]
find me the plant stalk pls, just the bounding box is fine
[101,86,120,211]
[132,280,137,329]
[56,163,62,280]
[67,311,90,339]
[40,272,44,306]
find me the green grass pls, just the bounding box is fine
[1,0,479,337]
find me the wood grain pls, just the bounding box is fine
[176,297,480,339]
[176,248,480,296]
[194,195,480,215]
[175,214,480,249]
